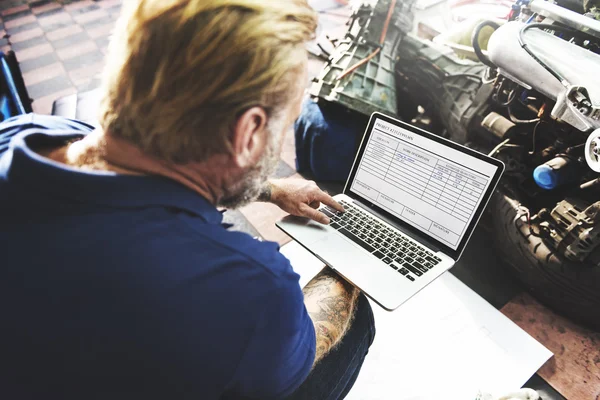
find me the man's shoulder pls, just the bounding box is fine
[0,113,95,132]
[0,113,95,156]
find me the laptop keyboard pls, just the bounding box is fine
[320,200,442,282]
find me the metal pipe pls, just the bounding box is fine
[530,0,600,39]
[580,177,600,190]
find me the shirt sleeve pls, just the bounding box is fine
[0,113,95,156]
[225,275,316,399]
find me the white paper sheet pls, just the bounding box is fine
[280,241,553,400]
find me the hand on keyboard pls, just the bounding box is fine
[324,200,442,282]
[268,178,344,224]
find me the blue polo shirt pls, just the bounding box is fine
[0,114,315,399]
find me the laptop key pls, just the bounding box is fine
[372,251,385,259]
[398,267,409,275]
[338,228,376,254]
[413,261,428,273]
[382,257,392,264]
[330,222,341,230]
[406,275,415,282]
[403,262,422,277]
[321,209,335,218]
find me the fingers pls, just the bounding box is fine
[299,203,330,224]
[309,200,321,209]
[314,190,344,212]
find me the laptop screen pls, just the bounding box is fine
[348,116,500,251]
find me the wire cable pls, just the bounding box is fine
[489,138,511,157]
[481,67,498,84]
[336,48,381,81]
[528,120,542,155]
[508,105,540,124]
[443,73,484,81]
[497,88,517,107]
[525,13,536,24]
[518,23,578,88]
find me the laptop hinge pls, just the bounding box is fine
[352,198,443,254]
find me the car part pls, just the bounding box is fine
[490,191,600,331]
[584,128,600,171]
[530,0,600,38]
[488,21,600,132]
[309,0,417,117]
[540,198,600,261]
[533,155,581,189]
[394,34,492,144]
[302,0,600,329]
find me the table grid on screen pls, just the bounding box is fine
[351,124,492,248]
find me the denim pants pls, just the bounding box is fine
[286,293,376,400]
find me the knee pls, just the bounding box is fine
[354,292,376,347]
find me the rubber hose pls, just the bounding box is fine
[471,20,500,68]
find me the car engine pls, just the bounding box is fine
[309,0,600,329]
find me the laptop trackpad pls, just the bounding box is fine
[311,234,399,292]
[312,233,375,270]
[277,215,331,246]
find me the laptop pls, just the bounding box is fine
[277,112,504,310]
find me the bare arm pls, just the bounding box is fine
[302,267,359,366]
[258,179,344,224]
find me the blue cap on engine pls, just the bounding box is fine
[533,164,558,190]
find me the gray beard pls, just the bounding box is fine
[217,133,281,209]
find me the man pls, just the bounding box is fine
[0,0,375,399]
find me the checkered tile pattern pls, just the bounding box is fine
[0,0,121,115]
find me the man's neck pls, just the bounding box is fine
[38,129,224,205]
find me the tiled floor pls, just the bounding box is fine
[0,0,121,114]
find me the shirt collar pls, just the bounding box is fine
[1,130,223,225]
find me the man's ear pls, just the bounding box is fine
[231,107,268,168]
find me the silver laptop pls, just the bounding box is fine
[277,112,504,310]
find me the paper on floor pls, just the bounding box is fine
[279,241,553,400]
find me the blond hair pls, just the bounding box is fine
[99,0,317,163]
